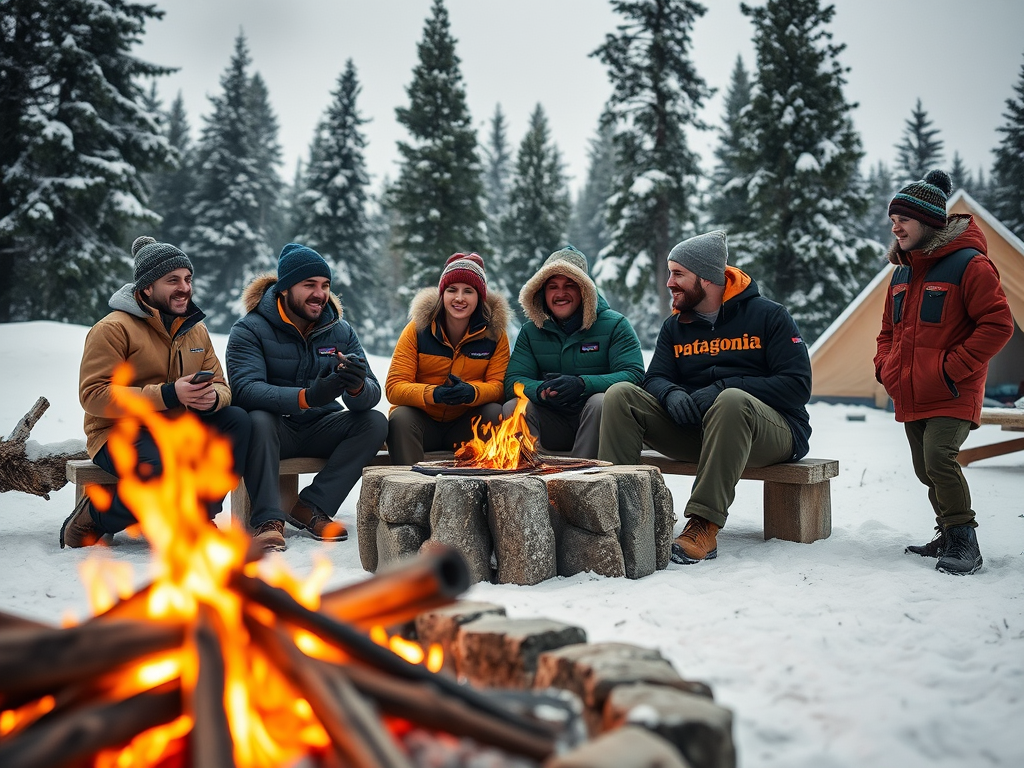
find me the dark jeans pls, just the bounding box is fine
[904,417,975,529]
[245,409,389,529]
[501,394,605,458]
[91,406,251,535]
[387,404,502,466]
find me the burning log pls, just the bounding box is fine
[230,572,557,748]
[190,605,234,768]
[244,614,412,768]
[0,619,184,709]
[0,397,88,499]
[319,544,470,629]
[0,679,182,768]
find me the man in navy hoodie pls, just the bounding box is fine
[599,231,812,564]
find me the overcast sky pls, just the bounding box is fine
[138,0,1024,196]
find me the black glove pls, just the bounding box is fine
[306,367,347,407]
[433,375,476,405]
[664,389,702,426]
[334,355,368,391]
[689,383,723,416]
[540,374,586,408]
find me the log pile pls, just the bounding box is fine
[0,397,87,499]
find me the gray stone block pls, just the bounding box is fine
[547,473,624,579]
[604,684,735,768]
[375,521,428,566]
[378,472,435,526]
[546,724,691,768]
[598,466,658,578]
[426,475,492,584]
[623,465,676,569]
[557,524,626,578]
[486,475,556,585]
[356,466,408,572]
[455,615,586,689]
[414,600,506,677]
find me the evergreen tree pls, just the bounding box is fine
[730,0,879,342]
[295,59,380,341]
[186,33,282,332]
[568,120,618,267]
[502,104,572,308]
[364,178,409,352]
[990,54,1024,238]
[708,55,753,231]
[482,104,513,266]
[391,0,486,290]
[148,91,196,246]
[247,72,286,250]
[0,0,174,322]
[591,0,712,342]
[894,98,944,183]
[948,151,972,196]
[863,160,897,246]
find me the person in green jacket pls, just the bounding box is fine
[502,245,644,458]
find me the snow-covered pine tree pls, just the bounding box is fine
[894,98,944,184]
[731,0,878,342]
[247,72,286,251]
[708,55,753,233]
[482,104,513,270]
[364,177,409,352]
[502,104,571,312]
[990,54,1024,238]
[591,0,712,344]
[391,0,486,291]
[568,121,618,276]
[148,92,195,246]
[862,160,897,247]
[294,59,381,344]
[0,0,174,323]
[186,33,282,332]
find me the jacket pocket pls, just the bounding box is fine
[920,289,947,324]
[892,291,906,324]
[912,348,957,404]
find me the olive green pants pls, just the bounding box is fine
[903,417,975,529]
[598,383,793,528]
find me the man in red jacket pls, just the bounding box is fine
[875,170,1014,575]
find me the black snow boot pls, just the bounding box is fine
[905,528,945,558]
[935,524,983,576]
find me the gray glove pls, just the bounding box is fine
[306,368,347,407]
[664,389,702,426]
[689,383,723,416]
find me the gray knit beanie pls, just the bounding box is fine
[131,236,193,290]
[667,231,728,286]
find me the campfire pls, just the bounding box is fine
[0,364,559,767]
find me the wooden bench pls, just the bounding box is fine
[957,407,1024,467]
[69,451,838,544]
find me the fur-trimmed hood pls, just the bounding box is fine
[407,286,511,341]
[519,245,600,330]
[886,213,976,266]
[240,272,344,318]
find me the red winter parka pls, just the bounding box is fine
[874,214,1013,425]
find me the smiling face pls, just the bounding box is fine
[442,282,479,323]
[282,277,331,326]
[667,263,707,313]
[544,274,582,322]
[890,215,931,251]
[142,268,192,316]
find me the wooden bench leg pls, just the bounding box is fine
[230,474,300,530]
[762,480,831,543]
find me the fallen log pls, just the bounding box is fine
[0,397,87,499]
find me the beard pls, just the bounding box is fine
[285,290,326,324]
[145,291,190,317]
[671,280,707,313]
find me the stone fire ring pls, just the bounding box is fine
[356,463,676,585]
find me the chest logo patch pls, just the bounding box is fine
[189,347,204,353]
[581,342,600,353]
[317,346,338,356]
[468,350,491,359]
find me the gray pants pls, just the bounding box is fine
[244,409,388,529]
[387,404,503,465]
[904,417,975,529]
[501,393,605,458]
[598,383,793,528]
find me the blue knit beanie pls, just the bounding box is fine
[276,243,332,292]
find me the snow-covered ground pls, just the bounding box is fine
[1,320,1021,767]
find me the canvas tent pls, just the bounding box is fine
[809,190,1024,407]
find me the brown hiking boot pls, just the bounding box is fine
[60,496,101,549]
[287,500,348,541]
[671,515,720,564]
[252,519,286,553]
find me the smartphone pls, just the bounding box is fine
[190,370,215,384]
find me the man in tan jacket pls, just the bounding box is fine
[61,236,251,548]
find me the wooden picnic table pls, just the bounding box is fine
[957,407,1024,467]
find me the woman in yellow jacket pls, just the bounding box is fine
[385,253,511,464]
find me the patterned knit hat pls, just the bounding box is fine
[277,243,332,292]
[131,236,193,291]
[888,170,952,229]
[438,253,487,302]
[667,230,728,286]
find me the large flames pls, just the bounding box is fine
[453,382,538,470]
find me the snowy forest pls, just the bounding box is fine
[2,0,1024,350]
